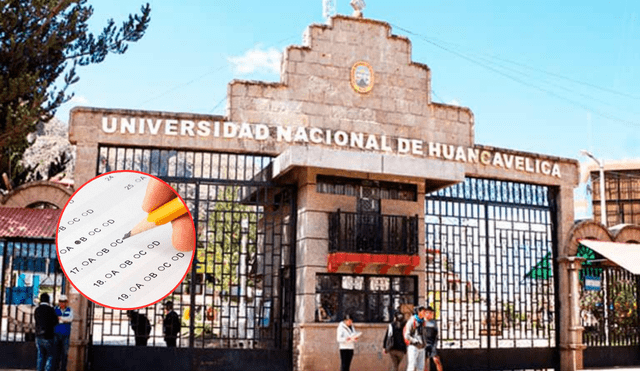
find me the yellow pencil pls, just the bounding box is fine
[122,197,188,240]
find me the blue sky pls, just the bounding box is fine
[55,0,640,165]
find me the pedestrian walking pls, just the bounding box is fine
[404,305,428,371]
[424,306,443,371]
[127,310,151,346]
[163,301,181,347]
[35,293,59,371]
[382,311,407,371]
[54,294,73,371]
[337,313,361,371]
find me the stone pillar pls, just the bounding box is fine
[557,256,586,371]
[74,143,99,186]
[66,284,89,371]
[67,123,96,371]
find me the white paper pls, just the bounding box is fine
[57,171,193,309]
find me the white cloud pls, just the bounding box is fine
[228,45,282,75]
[70,95,89,104]
[448,98,461,106]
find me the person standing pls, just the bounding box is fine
[424,306,443,371]
[54,295,73,371]
[383,311,407,371]
[35,293,59,371]
[404,306,427,371]
[163,301,181,347]
[127,310,151,346]
[337,314,360,371]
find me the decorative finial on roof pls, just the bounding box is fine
[350,0,365,18]
[323,0,337,23]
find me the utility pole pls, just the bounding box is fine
[581,150,610,345]
[581,150,607,227]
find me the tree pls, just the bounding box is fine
[0,0,151,189]
[197,186,258,295]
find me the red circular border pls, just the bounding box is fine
[55,170,196,310]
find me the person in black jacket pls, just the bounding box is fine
[35,293,59,371]
[127,310,151,346]
[424,306,443,371]
[163,301,181,347]
[382,311,407,371]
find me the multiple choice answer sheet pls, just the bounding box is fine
[57,171,193,309]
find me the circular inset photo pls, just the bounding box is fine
[56,170,195,309]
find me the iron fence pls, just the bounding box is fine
[424,177,558,370]
[0,238,65,342]
[328,210,418,254]
[90,145,296,356]
[581,264,639,347]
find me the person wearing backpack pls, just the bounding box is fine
[382,311,407,371]
[403,306,428,371]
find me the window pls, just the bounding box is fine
[315,274,417,323]
[316,175,417,201]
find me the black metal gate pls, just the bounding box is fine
[87,145,296,371]
[425,178,559,371]
[0,237,66,370]
[580,251,640,368]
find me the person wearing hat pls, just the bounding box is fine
[382,310,407,371]
[403,305,428,371]
[54,294,74,371]
[163,301,181,347]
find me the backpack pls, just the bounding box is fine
[384,324,394,351]
[385,321,406,351]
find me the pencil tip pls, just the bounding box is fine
[123,231,131,240]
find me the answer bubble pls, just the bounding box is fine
[56,170,195,310]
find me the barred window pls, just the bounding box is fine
[315,274,417,323]
[316,175,417,201]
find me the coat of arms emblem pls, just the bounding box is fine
[350,61,374,93]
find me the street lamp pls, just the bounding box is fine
[581,150,607,227]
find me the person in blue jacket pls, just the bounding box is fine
[54,294,74,371]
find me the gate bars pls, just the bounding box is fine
[0,238,65,342]
[425,178,558,350]
[91,145,296,351]
[581,264,639,347]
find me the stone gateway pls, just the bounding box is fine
[66,14,583,371]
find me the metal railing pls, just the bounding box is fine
[92,145,297,354]
[581,265,639,347]
[328,210,418,255]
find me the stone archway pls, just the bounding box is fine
[1,181,73,209]
[565,220,613,257]
[559,220,613,371]
[612,224,640,243]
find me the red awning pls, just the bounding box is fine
[327,252,419,275]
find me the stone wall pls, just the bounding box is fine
[229,16,473,150]
[1,181,73,208]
